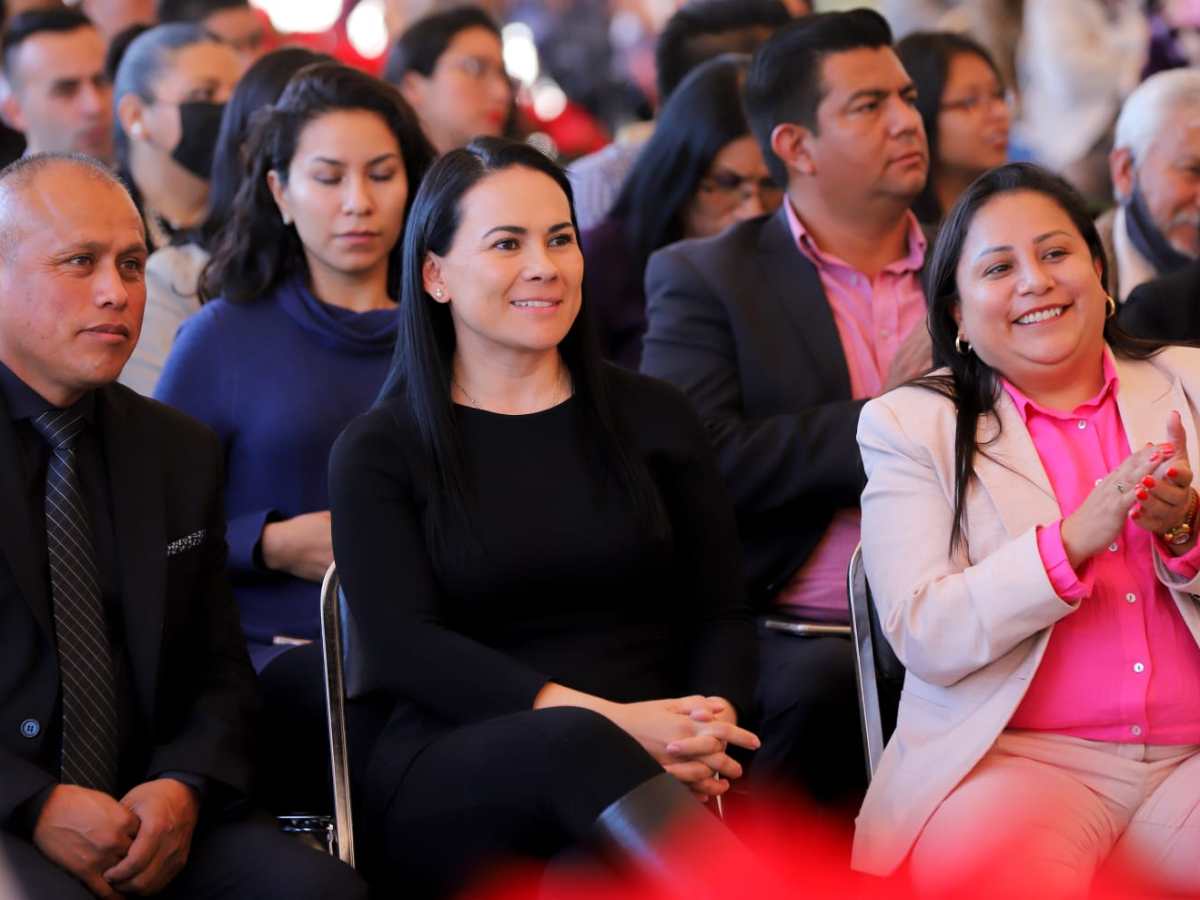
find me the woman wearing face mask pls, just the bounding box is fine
[852,163,1200,896]
[329,137,758,897]
[155,63,434,675]
[120,46,327,396]
[113,22,239,249]
[898,31,1011,227]
[384,5,512,156]
[581,54,782,369]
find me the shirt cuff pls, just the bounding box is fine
[226,509,280,574]
[156,771,209,809]
[1156,536,1200,579]
[14,783,55,839]
[1037,521,1093,602]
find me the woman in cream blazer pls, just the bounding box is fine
[853,163,1200,895]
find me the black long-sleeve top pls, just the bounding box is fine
[328,366,756,797]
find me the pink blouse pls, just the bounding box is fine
[1004,353,1200,743]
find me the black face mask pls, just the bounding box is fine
[1124,181,1196,276]
[171,101,225,180]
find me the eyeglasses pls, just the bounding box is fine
[443,55,511,87]
[940,89,1010,115]
[699,170,784,205]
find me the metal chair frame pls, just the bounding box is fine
[848,543,886,778]
[319,563,356,867]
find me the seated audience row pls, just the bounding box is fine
[568,0,791,231]
[582,52,780,369]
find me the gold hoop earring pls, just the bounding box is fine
[955,335,970,355]
[1105,294,1117,319]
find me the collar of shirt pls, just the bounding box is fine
[783,197,927,278]
[0,360,96,425]
[1001,348,1119,424]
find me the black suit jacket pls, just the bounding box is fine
[641,206,916,603]
[0,381,258,828]
[1117,259,1200,343]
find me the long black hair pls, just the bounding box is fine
[200,61,435,303]
[197,46,330,253]
[897,31,1005,225]
[606,53,751,276]
[917,162,1164,553]
[379,136,668,557]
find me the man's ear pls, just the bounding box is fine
[1110,147,1134,205]
[770,122,816,179]
[0,73,26,134]
[423,253,448,302]
[399,71,427,114]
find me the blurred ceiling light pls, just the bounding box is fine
[249,0,341,33]
[502,22,539,86]
[347,0,389,58]
[530,78,567,121]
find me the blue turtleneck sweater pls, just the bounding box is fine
[155,276,397,668]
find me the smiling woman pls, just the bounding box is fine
[852,163,1200,896]
[329,137,758,896]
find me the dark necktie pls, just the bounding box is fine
[32,408,119,794]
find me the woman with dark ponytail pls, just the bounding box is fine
[329,136,758,897]
[853,163,1200,896]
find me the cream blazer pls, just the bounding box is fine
[851,347,1200,875]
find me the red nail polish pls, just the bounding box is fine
[1144,476,1156,488]
[1137,489,1149,501]
[1169,467,1179,478]
[1132,508,1142,520]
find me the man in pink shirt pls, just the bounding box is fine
[641,9,931,801]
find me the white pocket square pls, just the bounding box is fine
[166,529,206,557]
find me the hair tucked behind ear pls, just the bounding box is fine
[378,136,669,560]
[916,162,1165,555]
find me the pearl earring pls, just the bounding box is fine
[434,287,444,299]
[281,213,291,225]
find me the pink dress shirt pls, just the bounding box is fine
[774,201,927,620]
[1005,352,1200,743]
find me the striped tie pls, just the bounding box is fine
[31,408,118,795]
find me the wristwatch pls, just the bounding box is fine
[1162,490,1200,546]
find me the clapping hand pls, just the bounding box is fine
[1130,411,1197,552]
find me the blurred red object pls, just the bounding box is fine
[456,791,1197,899]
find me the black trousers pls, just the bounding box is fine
[366,706,663,899]
[0,813,366,900]
[750,627,867,808]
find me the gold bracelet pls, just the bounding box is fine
[1162,489,1200,546]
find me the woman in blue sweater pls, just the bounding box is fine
[156,62,435,673]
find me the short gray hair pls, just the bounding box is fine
[0,152,140,258]
[1114,69,1200,172]
[0,151,130,195]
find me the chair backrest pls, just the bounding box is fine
[847,544,904,779]
[319,563,356,867]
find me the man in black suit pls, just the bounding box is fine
[0,153,364,898]
[640,10,931,803]
[1118,257,1200,343]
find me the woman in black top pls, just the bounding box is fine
[329,137,758,895]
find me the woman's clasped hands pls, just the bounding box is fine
[1061,411,1197,568]
[610,696,761,800]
